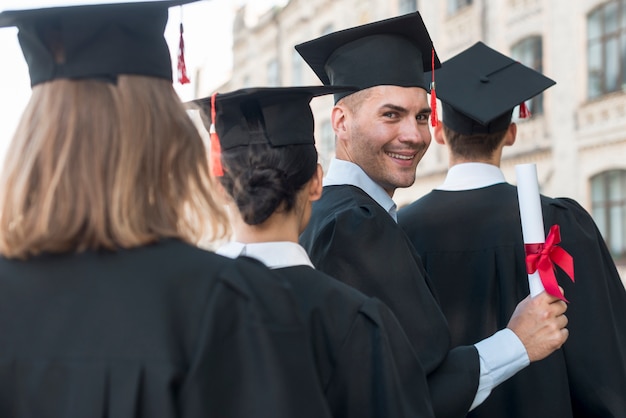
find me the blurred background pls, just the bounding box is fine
[1,0,625,280]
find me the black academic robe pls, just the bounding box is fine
[399,183,626,417]
[272,265,434,418]
[300,185,480,418]
[0,239,331,418]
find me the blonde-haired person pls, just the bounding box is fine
[0,75,226,256]
[0,2,330,418]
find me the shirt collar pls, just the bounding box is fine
[216,241,315,269]
[324,158,398,221]
[437,162,507,191]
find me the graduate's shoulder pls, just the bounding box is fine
[316,184,384,215]
[274,265,383,320]
[213,256,305,329]
[306,185,391,236]
[540,195,598,231]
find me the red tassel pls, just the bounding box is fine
[519,101,531,119]
[210,93,224,177]
[430,48,438,127]
[177,22,190,84]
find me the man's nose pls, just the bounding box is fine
[398,118,429,144]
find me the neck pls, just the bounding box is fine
[230,208,301,244]
[448,149,503,168]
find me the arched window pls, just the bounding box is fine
[511,36,545,115]
[587,0,626,99]
[591,169,626,260]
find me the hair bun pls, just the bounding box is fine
[234,166,291,225]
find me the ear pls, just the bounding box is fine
[433,120,445,145]
[503,122,517,146]
[331,104,348,138]
[308,164,323,202]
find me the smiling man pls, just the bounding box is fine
[297,13,570,418]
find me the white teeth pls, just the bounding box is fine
[386,152,413,160]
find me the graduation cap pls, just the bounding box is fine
[192,85,357,176]
[295,12,440,107]
[0,0,199,86]
[433,42,556,136]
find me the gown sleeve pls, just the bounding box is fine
[324,298,436,418]
[549,198,626,416]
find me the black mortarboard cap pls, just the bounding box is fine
[0,1,199,86]
[433,41,556,135]
[295,12,440,102]
[193,85,357,150]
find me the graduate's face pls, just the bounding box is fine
[336,85,432,197]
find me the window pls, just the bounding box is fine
[267,58,279,87]
[447,0,472,14]
[591,170,626,260]
[399,0,417,14]
[511,36,545,115]
[318,119,334,169]
[587,0,626,99]
[292,51,302,86]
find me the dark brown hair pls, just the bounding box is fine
[219,142,318,225]
[443,124,508,160]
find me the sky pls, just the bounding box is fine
[0,0,285,166]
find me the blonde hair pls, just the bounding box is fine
[0,75,229,259]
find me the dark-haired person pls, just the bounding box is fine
[0,2,332,417]
[296,13,569,417]
[194,85,436,418]
[399,42,626,417]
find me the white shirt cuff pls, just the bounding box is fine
[470,328,530,410]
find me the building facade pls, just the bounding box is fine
[199,0,626,276]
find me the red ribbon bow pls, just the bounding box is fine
[525,224,575,302]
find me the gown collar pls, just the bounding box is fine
[217,241,315,269]
[324,158,398,221]
[437,162,506,191]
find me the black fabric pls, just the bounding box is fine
[399,183,626,417]
[431,42,556,135]
[0,239,331,418]
[193,86,356,149]
[300,185,480,418]
[0,1,198,85]
[271,265,435,418]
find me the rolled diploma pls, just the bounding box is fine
[515,163,545,297]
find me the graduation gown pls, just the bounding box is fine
[399,183,626,417]
[0,239,331,418]
[272,265,434,418]
[300,185,480,418]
